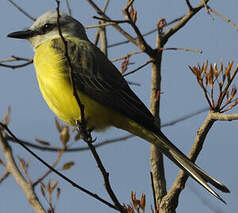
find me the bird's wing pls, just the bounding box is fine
[60,38,158,132]
[50,38,230,202]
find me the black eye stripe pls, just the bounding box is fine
[39,23,56,34]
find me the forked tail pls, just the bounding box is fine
[153,133,230,203]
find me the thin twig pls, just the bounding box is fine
[123,60,152,77]
[0,123,117,211]
[33,150,64,187]
[93,16,129,24]
[7,0,35,21]
[0,170,10,184]
[94,0,110,45]
[84,140,126,213]
[86,0,137,46]
[207,5,238,31]
[56,1,92,141]
[8,135,134,152]
[203,0,214,20]
[7,107,208,153]
[160,47,202,54]
[65,0,72,16]
[162,0,211,45]
[0,56,32,63]
[111,50,143,63]
[160,110,216,210]
[107,16,183,48]
[0,129,45,213]
[85,22,117,29]
[56,1,123,211]
[123,0,154,54]
[0,60,33,69]
[0,56,33,69]
[163,107,209,127]
[185,0,193,11]
[216,64,238,109]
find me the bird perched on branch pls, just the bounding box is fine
[8,10,230,203]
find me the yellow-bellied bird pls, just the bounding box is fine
[8,11,230,203]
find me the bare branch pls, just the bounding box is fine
[56,2,123,211]
[163,107,208,127]
[0,56,33,69]
[160,111,216,211]
[0,56,31,63]
[0,130,45,213]
[123,60,153,77]
[0,122,118,211]
[162,0,211,45]
[160,109,238,210]
[161,47,202,54]
[203,0,214,20]
[0,170,10,184]
[93,16,129,24]
[7,107,208,154]
[56,1,93,141]
[0,61,33,69]
[111,50,143,63]
[216,64,238,109]
[8,134,133,152]
[122,0,154,54]
[185,0,193,11]
[65,0,72,16]
[7,0,35,21]
[207,5,238,31]
[84,140,126,213]
[210,112,238,121]
[107,16,183,48]
[85,22,117,29]
[33,150,64,187]
[87,0,137,46]
[94,0,111,45]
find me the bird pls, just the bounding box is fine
[8,10,230,203]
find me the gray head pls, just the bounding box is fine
[8,11,88,49]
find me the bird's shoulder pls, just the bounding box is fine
[47,37,158,132]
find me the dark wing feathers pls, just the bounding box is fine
[66,39,158,132]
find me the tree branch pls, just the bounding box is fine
[0,170,10,184]
[207,5,238,31]
[162,0,211,45]
[185,0,193,11]
[33,150,64,187]
[0,122,118,211]
[0,130,46,213]
[210,112,238,121]
[159,111,216,211]
[123,59,153,77]
[84,140,126,213]
[0,56,33,69]
[7,0,35,21]
[107,16,183,48]
[86,0,137,45]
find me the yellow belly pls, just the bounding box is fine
[34,39,117,129]
[33,38,155,143]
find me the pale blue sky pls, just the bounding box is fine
[1,1,238,213]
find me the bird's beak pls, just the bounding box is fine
[7,29,35,39]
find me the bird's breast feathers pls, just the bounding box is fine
[33,37,117,129]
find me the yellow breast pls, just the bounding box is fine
[33,38,116,129]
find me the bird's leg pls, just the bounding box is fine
[76,120,96,143]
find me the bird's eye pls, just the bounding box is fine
[41,23,55,34]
